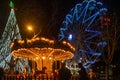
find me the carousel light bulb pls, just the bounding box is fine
[36,57,39,60]
[42,56,46,60]
[49,57,52,60]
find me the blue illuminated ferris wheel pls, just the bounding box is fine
[59,0,107,67]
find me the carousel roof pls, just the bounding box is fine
[10,37,75,61]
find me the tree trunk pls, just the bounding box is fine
[105,64,109,80]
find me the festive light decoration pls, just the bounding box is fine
[58,0,107,68]
[97,41,107,47]
[11,37,74,61]
[11,37,75,71]
[68,34,73,40]
[0,6,28,73]
[12,48,73,61]
[9,1,14,8]
[101,17,111,26]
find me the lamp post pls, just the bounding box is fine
[26,25,36,71]
[27,25,41,39]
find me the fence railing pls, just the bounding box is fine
[1,74,56,80]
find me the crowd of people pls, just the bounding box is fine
[0,62,97,80]
[57,62,97,80]
[54,62,97,80]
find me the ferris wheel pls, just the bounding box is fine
[58,0,107,68]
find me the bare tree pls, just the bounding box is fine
[101,12,120,80]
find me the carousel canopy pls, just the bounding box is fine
[10,37,75,61]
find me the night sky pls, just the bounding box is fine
[0,0,119,39]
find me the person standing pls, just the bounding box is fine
[53,69,58,80]
[88,69,97,80]
[78,63,89,80]
[58,62,72,80]
[0,68,4,80]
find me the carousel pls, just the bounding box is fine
[10,37,75,73]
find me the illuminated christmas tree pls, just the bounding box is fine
[0,1,29,73]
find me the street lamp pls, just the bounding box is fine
[27,26,33,31]
[27,25,41,39]
[27,25,35,37]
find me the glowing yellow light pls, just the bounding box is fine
[49,57,52,60]
[17,40,24,44]
[27,25,33,31]
[10,42,14,48]
[42,56,46,60]
[62,41,75,51]
[36,57,39,60]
